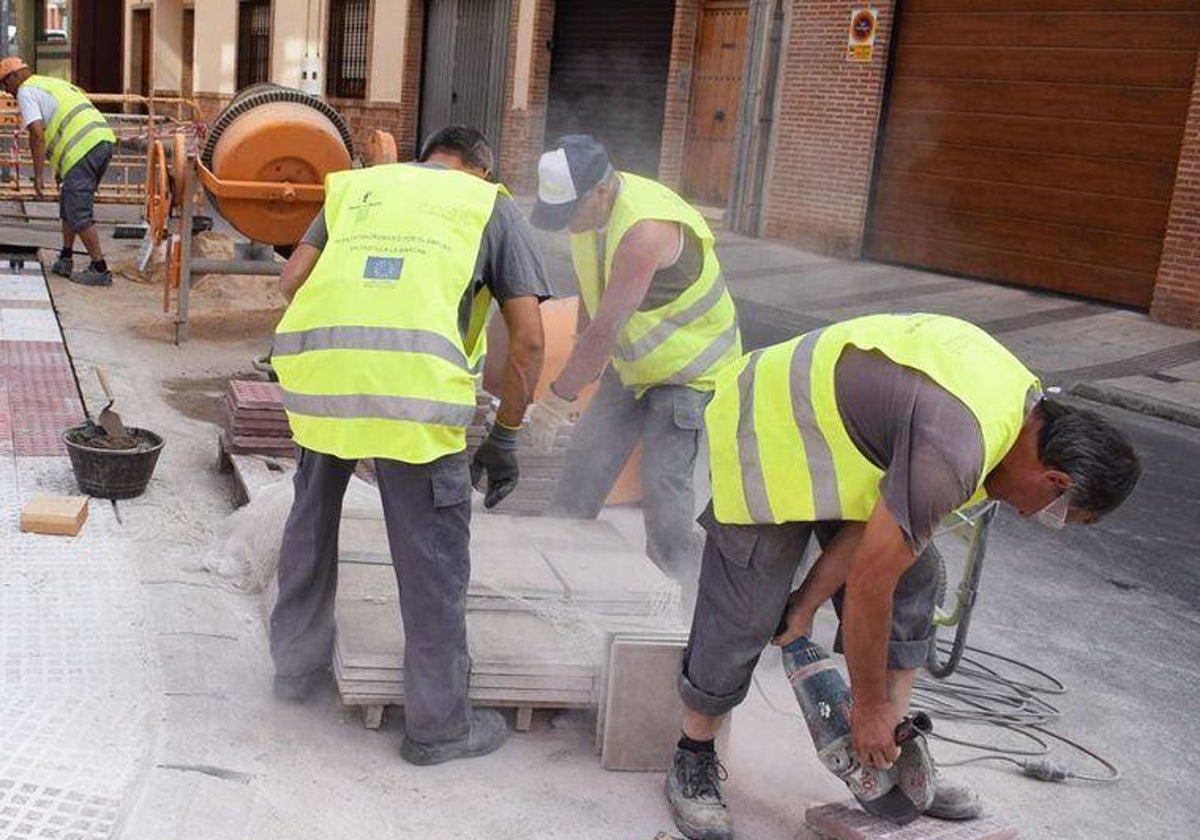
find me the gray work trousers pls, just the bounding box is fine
[678,506,940,718]
[270,446,473,743]
[549,369,710,582]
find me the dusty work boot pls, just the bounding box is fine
[71,261,112,287]
[272,667,328,703]
[665,746,734,840]
[924,773,983,820]
[400,708,509,766]
[50,253,72,277]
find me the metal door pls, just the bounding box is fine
[545,0,676,177]
[419,0,511,170]
[682,0,748,205]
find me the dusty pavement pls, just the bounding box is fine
[1,223,1198,840]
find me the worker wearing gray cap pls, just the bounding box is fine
[528,134,741,595]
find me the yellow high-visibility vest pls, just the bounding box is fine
[707,313,1041,524]
[570,173,741,394]
[23,75,115,177]
[272,164,500,463]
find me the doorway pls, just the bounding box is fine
[129,7,151,98]
[71,0,123,94]
[682,0,748,205]
[544,0,675,177]
[419,0,512,169]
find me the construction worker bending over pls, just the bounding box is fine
[269,127,550,765]
[665,313,1140,840]
[0,57,115,286]
[528,134,740,592]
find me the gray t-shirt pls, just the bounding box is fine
[834,347,985,550]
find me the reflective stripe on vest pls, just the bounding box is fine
[272,163,500,463]
[708,313,1041,525]
[25,76,115,177]
[570,173,741,394]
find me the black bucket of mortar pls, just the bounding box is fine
[63,422,165,499]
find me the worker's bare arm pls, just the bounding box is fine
[773,523,866,646]
[279,243,322,303]
[552,219,677,398]
[842,500,917,769]
[26,120,45,195]
[495,295,545,429]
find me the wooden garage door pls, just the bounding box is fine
[866,1,1200,308]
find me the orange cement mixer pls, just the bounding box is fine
[198,84,355,246]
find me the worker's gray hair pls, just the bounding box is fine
[1035,398,1140,517]
[419,126,494,174]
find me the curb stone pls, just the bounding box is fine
[1069,381,1200,430]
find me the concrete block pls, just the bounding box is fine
[806,802,1020,840]
[599,635,687,772]
[19,493,88,535]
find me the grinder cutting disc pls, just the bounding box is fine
[855,732,936,824]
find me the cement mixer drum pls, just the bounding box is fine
[201,85,354,246]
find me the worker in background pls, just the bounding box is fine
[0,57,115,287]
[665,313,1140,840]
[527,134,741,595]
[269,126,551,765]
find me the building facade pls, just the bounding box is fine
[88,2,1200,326]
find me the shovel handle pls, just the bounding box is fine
[96,367,114,402]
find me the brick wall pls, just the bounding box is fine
[1152,49,1200,327]
[499,0,555,191]
[659,0,700,191]
[761,1,895,258]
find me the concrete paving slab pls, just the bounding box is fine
[812,284,1081,326]
[806,802,1020,840]
[986,310,1197,378]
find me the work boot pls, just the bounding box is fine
[272,667,328,703]
[924,773,983,820]
[400,708,508,766]
[71,262,112,287]
[664,747,734,840]
[50,255,72,277]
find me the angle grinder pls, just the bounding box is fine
[781,636,935,824]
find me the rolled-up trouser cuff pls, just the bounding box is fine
[833,628,934,671]
[677,647,753,717]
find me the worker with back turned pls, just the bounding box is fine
[0,57,115,287]
[664,313,1141,840]
[527,134,741,598]
[269,126,551,765]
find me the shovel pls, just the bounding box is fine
[95,368,127,438]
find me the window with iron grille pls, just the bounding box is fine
[326,0,370,99]
[237,0,272,91]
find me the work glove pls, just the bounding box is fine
[470,422,520,509]
[527,388,580,450]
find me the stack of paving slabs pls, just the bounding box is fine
[333,509,687,734]
[218,379,294,458]
[465,393,572,516]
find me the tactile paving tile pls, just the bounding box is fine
[0,273,53,302]
[0,309,64,344]
[0,778,119,840]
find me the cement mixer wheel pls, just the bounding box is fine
[201,86,356,170]
[144,139,170,244]
[170,132,188,209]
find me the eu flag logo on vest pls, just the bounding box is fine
[363,256,404,282]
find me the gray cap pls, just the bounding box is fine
[530,134,613,231]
